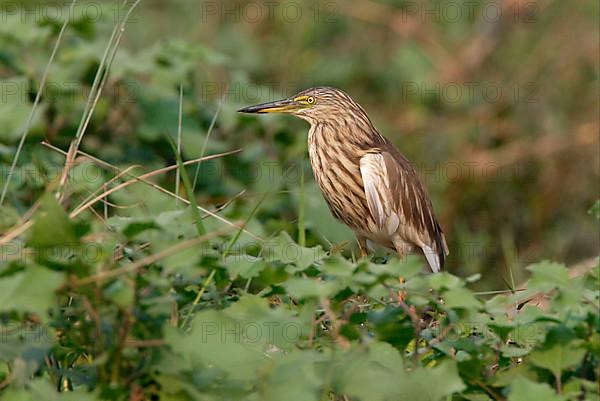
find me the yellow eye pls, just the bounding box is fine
[306,96,315,104]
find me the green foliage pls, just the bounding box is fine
[0,2,598,400]
[0,192,598,399]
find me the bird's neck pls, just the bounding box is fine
[307,113,386,152]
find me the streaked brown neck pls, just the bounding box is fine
[306,108,387,154]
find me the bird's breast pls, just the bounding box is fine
[307,124,374,231]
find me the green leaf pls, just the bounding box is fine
[320,256,356,277]
[103,278,135,307]
[0,378,98,401]
[428,272,462,290]
[263,351,324,401]
[28,193,77,247]
[526,261,569,291]
[462,394,492,401]
[320,256,359,290]
[398,361,466,401]
[221,255,266,280]
[368,255,422,278]
[122,220,160,238]
[267,231,326,272]
[167,296,308,383]
[492,364,537,387]
[0,77,45,143]
[334,347,465,401]
[0,326,56,385]
[282,277,339,300]
[443,287,482,309]
[524,261,585,310]
[165,312,267,382]
[0,266,63,319]
[508,376,566,401]
[333,343,405,401]
[528,344,586,378]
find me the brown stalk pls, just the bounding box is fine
[69,223,240,287]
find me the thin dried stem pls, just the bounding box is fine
[75,165,143,213]
[68,150,241,218]
[175,85,183,206]
[0,0,78,205]
[42,143,260,241]
[0,220,34,245]
[56,0,142,202]
[69,223,239,287]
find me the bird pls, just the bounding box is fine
[238,87,448,272]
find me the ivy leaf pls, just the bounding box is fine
[165,311,268,383]
[0,378,98,401]
[508,376,566,401]
[526,261,569,291]
[267,231,326,272]
[443,287,482,309]
[103,278,135,308]
[28,193,77,247]
[221,255,266,280]
[368,255,422,278]
[0,266,63,320]
[333,343,405,401]
[492,364,537,387]
[262,351,324,401]
[282,277,339,300]
[0,77,44,143]
[122,220,161,239]
[428,272,462,290]
[397,360,466,401]
[528,344,586,379]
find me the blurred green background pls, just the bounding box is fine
[1,0,598,289]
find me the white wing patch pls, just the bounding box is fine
[359,153,399,236]
[422,244,441,273]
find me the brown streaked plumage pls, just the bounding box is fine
[238,87,448,272]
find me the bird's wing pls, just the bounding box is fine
[359,148,448,272]
[359,152,400,235]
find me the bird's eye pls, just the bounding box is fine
[306,96,315,104]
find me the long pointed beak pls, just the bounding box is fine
[237,98,297,114]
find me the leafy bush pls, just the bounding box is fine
[0,2,598,400]
[0,191,598,400]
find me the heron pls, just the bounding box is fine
[238,86,448,272]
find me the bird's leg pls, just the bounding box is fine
[392,237,409,301]
[392,237,409,263]
[356,236,368,258]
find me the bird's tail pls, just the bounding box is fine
[434,222,449,269]
[423,223,448,273]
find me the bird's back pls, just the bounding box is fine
[377,140,448,268]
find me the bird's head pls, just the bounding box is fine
[237,86,368,125]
